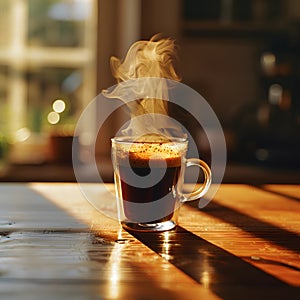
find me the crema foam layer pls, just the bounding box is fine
[118,143,182,168]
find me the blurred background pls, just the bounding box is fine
[0,0,300,183]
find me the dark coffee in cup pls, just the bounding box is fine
[112,136,211,232]
[117,143,182,223]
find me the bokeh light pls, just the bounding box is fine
[52,99,66,113]
[47,111,60,124]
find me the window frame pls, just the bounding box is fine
[0,0,97,137]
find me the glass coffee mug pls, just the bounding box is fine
[111,136,212,232]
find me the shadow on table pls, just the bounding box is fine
[127,200,300,300]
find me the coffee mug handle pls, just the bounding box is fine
[181,158,212,202]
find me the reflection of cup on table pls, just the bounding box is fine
[111,136,212,232]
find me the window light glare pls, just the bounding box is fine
[52,99,66,113]
[47,111,60,124]
[15,127,31,142]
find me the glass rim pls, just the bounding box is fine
[111,136,188,144]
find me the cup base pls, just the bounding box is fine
[121,219,176,232]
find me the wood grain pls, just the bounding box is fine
[180,184,300,287]
[0,183,218,300]
[1,183,299,299]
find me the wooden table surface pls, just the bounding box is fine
[0,183,299,299]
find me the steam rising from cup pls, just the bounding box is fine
[102,35,186,140]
